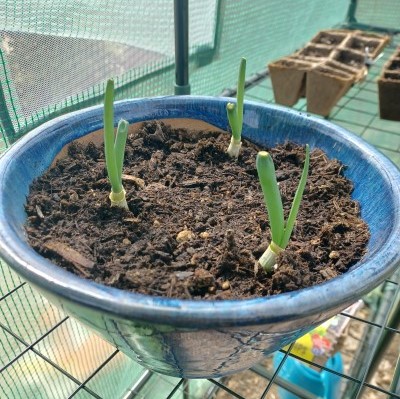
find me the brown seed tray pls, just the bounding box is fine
[311,30,347,46]
[357,31,391,50]
[344,34,389,59]
[297,44,334,59]
[378,48,400,121]
[306,65,354,117]
[324,59,366,82]
[268,57,315,106]
[387,58,400,71]
[332,48,366,69]
[268,29,390,116]
[383,72,400,80]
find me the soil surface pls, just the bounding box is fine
[25,121,369,299]
[350,38,378,52]
[316,33,344,46]
[384,73,400,81]
[388,60,400,71]
[300,47,331,58]
[336,51,364,68]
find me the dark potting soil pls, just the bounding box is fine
[388,60,400,71]
[349,38,378,52]
[316,34,344,46]
[25,121,370,299]
[384,73,400,81]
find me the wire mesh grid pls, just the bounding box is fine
[0,32,399,399]
[351,0,400,32]
[0,264,399,398]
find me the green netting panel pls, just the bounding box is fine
[189,0,351,95]
[0,0,350,144]
[0,0,177,141]
[352,0,400,30]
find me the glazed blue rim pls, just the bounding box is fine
[0,96,399,329]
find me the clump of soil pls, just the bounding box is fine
[25,121,369,299]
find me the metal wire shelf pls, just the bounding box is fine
[0,32,399,399]
[0,268,399,398]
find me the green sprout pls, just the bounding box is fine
[256,145,310,272]
[104,78,129,209]
[226,57,246,158]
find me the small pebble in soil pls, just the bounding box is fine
[125,217,140,224]
[69,190,79,201]
[175,271,194,280]
[176,229,194,242]
[329,251,340,259]
[35,205,44,219]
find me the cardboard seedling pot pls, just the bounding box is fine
[378,56,400,121]
[311,30,347,46]
[387,58,400,72]
[296,43,334,62]
[332,48,367,70]
[268,29,389,115]
[307,65,354,117]
[268,57,314,106]
[324,59,366,83]
[353,32,390,59]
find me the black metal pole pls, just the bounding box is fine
[174,0,190,95]
[346,0,358,25]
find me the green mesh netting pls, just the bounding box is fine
[353,0,400,30]
[0,0,350,147]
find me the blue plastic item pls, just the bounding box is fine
[273,352,343,399]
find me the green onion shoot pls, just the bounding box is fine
[104,79,129,209]
[226,57,246,158]
[256,145,310,272]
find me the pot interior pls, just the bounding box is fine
[52,119,225,166]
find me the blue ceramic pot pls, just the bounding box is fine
[0,96,399,378]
